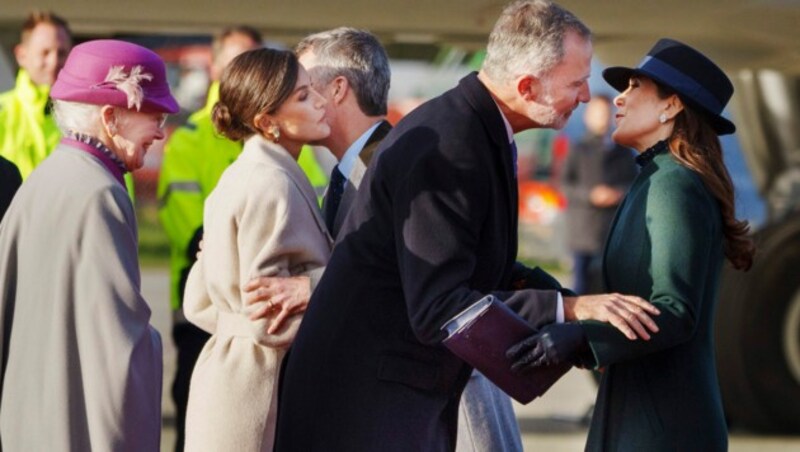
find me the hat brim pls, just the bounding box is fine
[601,66,736,135]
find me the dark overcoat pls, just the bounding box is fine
[0,156,21,222]
[581,152,728,451]
[274,73,564,452]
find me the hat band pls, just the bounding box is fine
[638,56,723,113]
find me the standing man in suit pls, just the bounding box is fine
[247,27,525,452]
[273,2,659,451]
[297,27,393,239]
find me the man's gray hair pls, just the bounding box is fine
[295,27,390,116]
[51,100,103,135]
[482,0,591,83]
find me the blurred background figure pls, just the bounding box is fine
[156,24,262,452]
[561,94,636,295]
[0,39,177,451]
[0,10,71,180]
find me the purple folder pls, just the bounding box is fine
[442,295,570,404]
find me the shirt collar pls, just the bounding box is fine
[493,99,515,145]
[338,120,383,179]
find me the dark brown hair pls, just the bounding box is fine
[212,48,298,141]
[657,84,755,271]
[20,10,71,44]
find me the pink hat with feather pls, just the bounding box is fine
[50,39,179,114]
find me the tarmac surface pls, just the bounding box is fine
[141,269,800,451]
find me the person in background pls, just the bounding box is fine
[156,25,261,452]
[0,10,71,180]
[274,2,659,450]
[0,156,22,221]
[182,48,332,452]
[0,39,177,451]
[561,94,637,295]
[508,38,755,451]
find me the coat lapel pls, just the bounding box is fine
[333,120,393,235]
[458,74,519,281]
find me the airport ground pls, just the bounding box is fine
[141,269,800,451]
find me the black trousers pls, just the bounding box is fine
[171,322,210,452]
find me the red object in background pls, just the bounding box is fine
[518,180,566,225]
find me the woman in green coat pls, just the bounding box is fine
[508,39,755,451]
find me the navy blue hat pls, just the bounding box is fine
[603,38,736,135]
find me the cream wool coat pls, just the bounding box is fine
[183,134,332,452]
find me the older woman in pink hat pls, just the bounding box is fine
[0,39,177,451]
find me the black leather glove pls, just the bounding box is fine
[506,323,594,374]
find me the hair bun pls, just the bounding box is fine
[212,101,249,141]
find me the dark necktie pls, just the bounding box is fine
[325,164,346,233]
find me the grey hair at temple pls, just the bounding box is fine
[295,27,390,116]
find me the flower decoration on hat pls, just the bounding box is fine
[94,65,153,111]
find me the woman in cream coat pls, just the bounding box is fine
[182,48,332,452]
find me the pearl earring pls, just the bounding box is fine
[659,113,667,124]
[268,124,280,143]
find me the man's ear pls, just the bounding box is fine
[13,43,27,67]
[517,74,541,102]
[331,76,349,105]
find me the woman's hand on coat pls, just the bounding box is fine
[563,293,660,340]
[244,275,311,334]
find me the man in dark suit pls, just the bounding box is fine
[248,27,529,451]
[274,2,659,451]
[0,156,22,221]
[296,27,393,239]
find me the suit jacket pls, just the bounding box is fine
[322,120,392,239]
[182,135,332,452]
[275,73,564,452]
[0,156,21,222]
[561,134,637,253]
[581,152,727,451]
[0,144,162,451]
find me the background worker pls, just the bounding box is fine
[0,10,71,180]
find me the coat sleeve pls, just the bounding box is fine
[581,170,718,367]
[183,254,216,334]
[74,186,162,451]
[238,168,329,347]
[391,142,558,346]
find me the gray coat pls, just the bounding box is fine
[0,144,162,451]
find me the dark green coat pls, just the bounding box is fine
[581,152,728,451]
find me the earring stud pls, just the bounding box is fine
[659,113,667,124]
[268,124,280,143]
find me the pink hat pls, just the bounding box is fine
[50,39,179,114]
